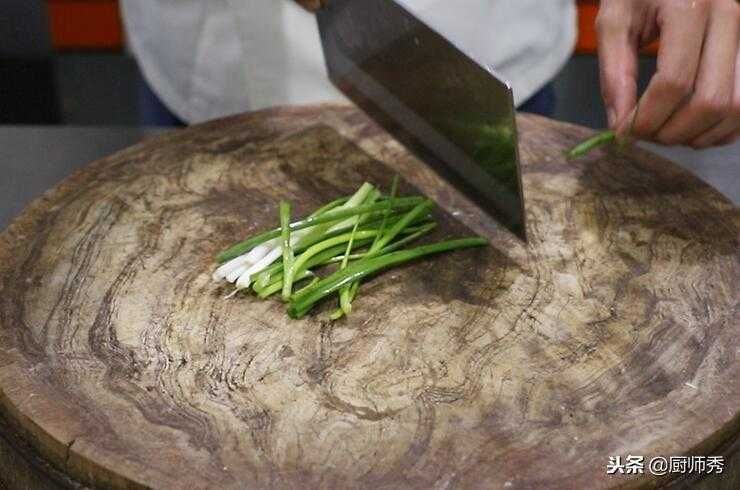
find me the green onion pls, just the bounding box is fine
[335,176,400,320]
[328,222,437,321]
[291,209,430,255]
[372,200,434,253]
[566,130,616,159]
[280,222,430,293]
[259,270,314,299]
[371,175,399,251]
[325,222,437,263]
[288,237,488,319]
[216,196,425,263]
[293,183,375,251]
[250,216,416,289]
[309,196,350,217]
[214,181,489,320]
[337,220,361,316]
[279,201,294,300]
[284,230,380,290]
[253,238,376,296]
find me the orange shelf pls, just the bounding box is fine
[46,0,656,56]
[576,0,658,55]
[48,0,124,51]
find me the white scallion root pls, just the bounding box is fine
[235,246,284,290]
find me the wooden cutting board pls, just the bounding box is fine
[0,104,737,489]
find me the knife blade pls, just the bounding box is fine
[317,0,526,239]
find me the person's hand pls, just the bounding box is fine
[597,0,740,148]
[295,0,326,12]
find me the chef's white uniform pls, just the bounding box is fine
[121,0,577,124]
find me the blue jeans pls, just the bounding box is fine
[518,83,556,117]
[137,78,185,127]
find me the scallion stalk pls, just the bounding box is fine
[566,130,616,159]
[279,201,294,300]
[372,200,434,253]
[259,270,314,299]
[252,237,377,296]
[283,229,384,291]
[324,222,437,264]
[288,237,488,319]
[371,176,399,251]
[309,196,350,217]
[335,176,400,320]
[216,196,425,263]
[337,220,361,316]
[214,180,489,320]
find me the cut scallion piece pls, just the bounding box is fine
[566,130,616,159]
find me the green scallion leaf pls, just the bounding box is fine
[288,237,488,319]
[566,130,616,159]
[279,201,294,301]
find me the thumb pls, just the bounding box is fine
[596,7,639,129]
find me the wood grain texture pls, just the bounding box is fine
[0,104,737,489]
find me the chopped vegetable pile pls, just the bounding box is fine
[213,180,488,319]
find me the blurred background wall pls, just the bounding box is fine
[0,0,656,128]
[0,0,59,123]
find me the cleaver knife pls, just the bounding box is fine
[316,0,526,239]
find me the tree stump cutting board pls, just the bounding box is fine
[0,105,737,489]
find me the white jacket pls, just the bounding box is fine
[121,0,576,124]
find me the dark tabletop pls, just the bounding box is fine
[0,125,737,230]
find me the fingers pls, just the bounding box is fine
[597,1,640,129]
[655,0,740,145]
[694,118,740,147]
[625,0,711,138]
[691,44,740,148]
[719,129,740,145]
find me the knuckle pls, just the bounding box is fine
[709,0,737,11]
[693,94,731,118]
[655,133,676,146]
[655,74,694,99]
[631,120,654,139]
[655,134,672,145]
[692,0,711,13]
[654,127,680,145]
[725,95,740,118]
[595,5,623,34]
[712,0,740,22]
[595,13,613,33]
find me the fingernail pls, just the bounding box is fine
[607,107,616,129]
